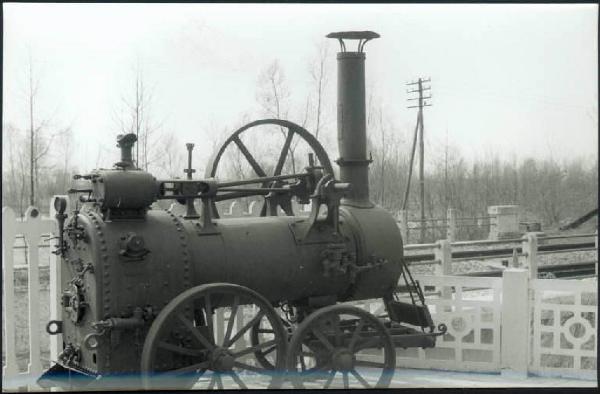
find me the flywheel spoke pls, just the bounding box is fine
[274,129,295,176]
[232,136,267,178]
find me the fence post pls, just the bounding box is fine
[434,239,452,308]
[446,208,456,242]
[23,206,46,378]
[2,207,19,379]
[521,233,538,279]
[501,269,530,378]
[398,210,408,244]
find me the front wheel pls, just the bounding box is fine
[140,283,288,390]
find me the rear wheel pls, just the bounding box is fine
[286,304,396,389]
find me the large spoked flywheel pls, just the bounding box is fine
[205,119,334,217]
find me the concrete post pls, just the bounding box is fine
[501,269,530,378]
[434,239,452,277]
[488,205,521,240]
[434,239,453,309]
[446,208,456,242]
[398,210,409,244]
[521,233,538,279]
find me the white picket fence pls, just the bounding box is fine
[2,205,60,391]
[1,203,597,391]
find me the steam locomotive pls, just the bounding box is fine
[39,31,445,390]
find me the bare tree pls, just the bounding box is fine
[2,123,28,217]
[256,60,299,173]
[25,55,55,206]
[308,42,330,141]
[116,63,163,171]
[19,54,73,209]
[156,132,186,178]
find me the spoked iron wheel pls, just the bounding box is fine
[206,119,334,218]
[141,283,288,390]
[286,304,396,389]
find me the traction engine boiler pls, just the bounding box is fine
[39,31,446,390]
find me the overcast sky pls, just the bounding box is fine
[3,3,598,175]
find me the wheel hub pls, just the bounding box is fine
[332,348,355,371]
[210,347,235,372]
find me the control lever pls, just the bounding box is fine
[52,197,68,257]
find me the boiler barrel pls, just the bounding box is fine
[189,216,352,302]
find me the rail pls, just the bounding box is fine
[404,232,598,280]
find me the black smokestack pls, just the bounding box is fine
[115,133,137,169]
[327,31,379,207]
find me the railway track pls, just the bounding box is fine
[461,261,597,279]
[405,237,597,279]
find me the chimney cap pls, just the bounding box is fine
[117,133,137,146]
[326,31,380,40]
[326,31,379,53]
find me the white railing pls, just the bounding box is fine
[530,278,597,379]
[2,204,58,391]
[395,275,503,373]
[2,203,597,391]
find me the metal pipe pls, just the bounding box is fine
[217,173,308,188]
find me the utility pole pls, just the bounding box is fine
[405,77,432,243]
